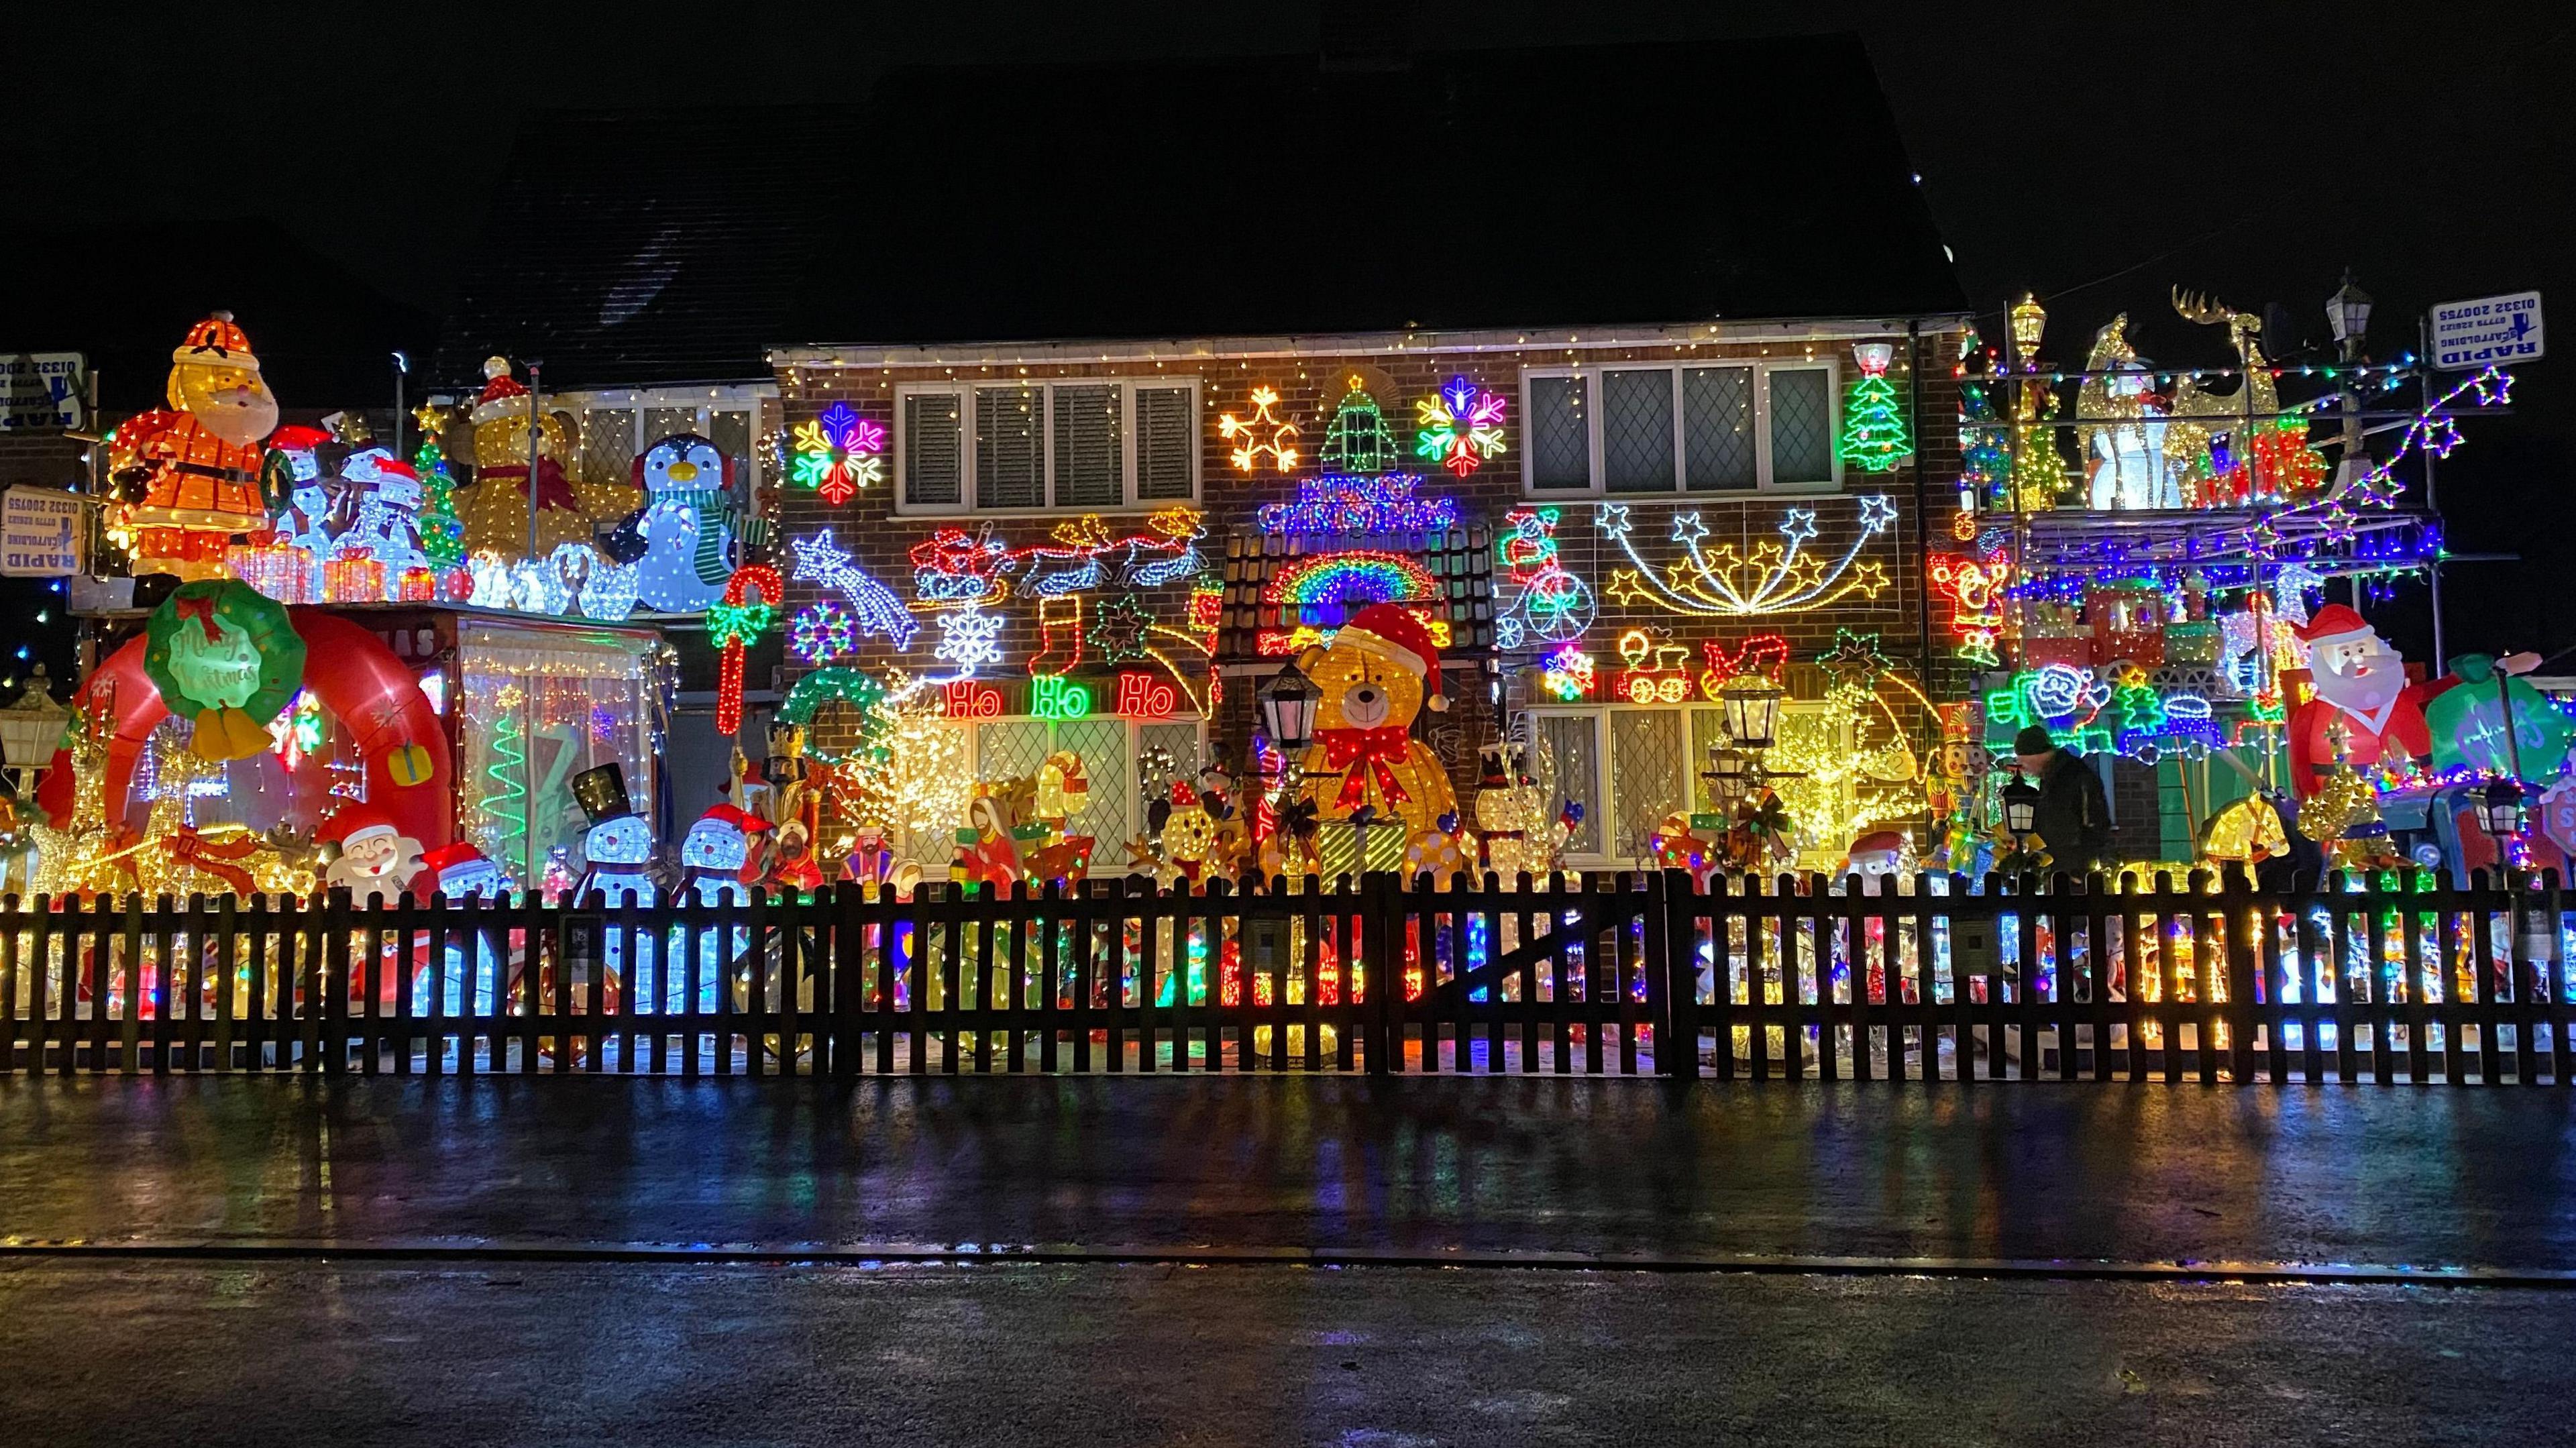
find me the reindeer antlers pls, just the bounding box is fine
[2171,286,2239,325]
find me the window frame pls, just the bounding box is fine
[935,712,1209,854]
[894,378,1201,516]
[1518,359,1844,498]
[561,383,773,495]
[1525,699,1851,867]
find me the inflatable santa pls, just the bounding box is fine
[2288,604,2430,797]
[321,805,426,904]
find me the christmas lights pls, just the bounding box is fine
[1317,381,1399,474]
[1836,343,1911,473]
[791,528,918,650]
[1217,386,1300,473]
[1540,644,1595,702]
[1262,550,1438,620]
[1495,506,1594,649]
[1413,376,1507,478]
[934,606,1003,677]
[791,402,886,506]
[712,564,784,737]
[790,601,858,663]
[1255,471,1458,535]
[1597,495,1895,618]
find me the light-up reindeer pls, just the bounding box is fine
[2165,288,2281,507]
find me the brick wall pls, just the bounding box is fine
[775,329,1964,836]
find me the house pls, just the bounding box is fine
[438,35,1970,869]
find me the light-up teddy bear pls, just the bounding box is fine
[1291,602,1460,862]
[107,313,280,579]
[625,433,739,613]
[458,356,635,558]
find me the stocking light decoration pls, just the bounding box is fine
[712,563,783,737]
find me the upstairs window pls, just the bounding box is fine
[1523,361,1841,496]
[896,379,1199,513]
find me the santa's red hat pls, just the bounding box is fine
[267,424,331,453]
[421,841,486,878]
[2294,603,2377,647]
[1847,830,1906,862]
[694,801,772,835]
[1339,602,1447,711]
[319,806,401,850]
[470,355,531,425]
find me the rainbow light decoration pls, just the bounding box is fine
[790,600,858,663]
[1540,644,1595,701]
[1262,550,1438,622]
[1598,494,1896,617]
[1413,376,1507,478]
[1255,471,1458,535]
[791,402,886,506]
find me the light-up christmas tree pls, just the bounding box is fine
[1837,343,1913,473]
[1318,379,1401,475]
[413,404,465,569]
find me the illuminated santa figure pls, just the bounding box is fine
[2288,604,2430,797]
[321,806,425,904]
[107,313,280,579]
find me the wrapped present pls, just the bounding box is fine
[323,556,386,603]
[1314,816,1407,879]
[228,543,316,603]
[397,565,438,602]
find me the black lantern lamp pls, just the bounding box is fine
[2481,777,2528,839]
[1717,672,1784,753]
[2002,771,2041,837]
[1259,662,1320,755]
[2326,270,2373,358]
[1703,744,1752,808]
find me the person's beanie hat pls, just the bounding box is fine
[2012,726,2055,756]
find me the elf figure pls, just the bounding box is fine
[107,313,281,579]
[412,840,517,1017]
[625,433,739,613]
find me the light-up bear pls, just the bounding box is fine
[1291,602,1460,858]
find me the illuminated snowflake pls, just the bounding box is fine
[790,402,887,505]
[935,607,1003,676]
[1413,376,1507,478]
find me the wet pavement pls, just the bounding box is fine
[4,1076,2575,1272]
[3,1258,2567,1447]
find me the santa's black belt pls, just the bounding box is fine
[174,461,254,483]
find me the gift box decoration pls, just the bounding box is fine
[1314,817,1407,879]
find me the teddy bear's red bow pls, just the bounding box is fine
[1322,726,1412,811]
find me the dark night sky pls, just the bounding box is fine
[3,2,2569,669]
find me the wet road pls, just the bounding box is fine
[6,1077,2575,1445]
[5,1076,2576,1271]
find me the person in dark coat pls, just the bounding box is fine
[2012,726,2112,872]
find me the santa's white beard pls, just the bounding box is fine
[2316,669,2401,721]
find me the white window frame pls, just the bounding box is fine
[894,378,1201,516]
[1518,359,1843,498]
[938,712,1209,851]
[559,383,774,494]
[1528,700,1850,866]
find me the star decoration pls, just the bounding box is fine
[1817,628,1894,690]
[2316,502,2359,546]
[1091,594,1154,665]
[791,528,855,582]
[1593,502,1633,541]
[1778,508,1818,547]
[2245,516,2284,560]
[1857,494,1896,531]
[1670,512,1709,547]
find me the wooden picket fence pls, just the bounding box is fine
[0,870,2567,1082]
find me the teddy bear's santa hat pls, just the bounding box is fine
[470,355,533,426]
[1338,602,1447,712]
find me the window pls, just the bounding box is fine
[568,387,772,495]
[934,713,1209,859]
[1520,360,1841,495]
[1530,701,1851,865]
[897,380,1199,514]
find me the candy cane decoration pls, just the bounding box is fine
[711,563,784,738]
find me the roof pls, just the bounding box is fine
[433,36,1962,391]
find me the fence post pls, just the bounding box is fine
[832,883,861,1080]
[321,889,352,1075]
[2222,866,2260,1083]
[1366,872,1394,1076]
[1653,869,1699,1080]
